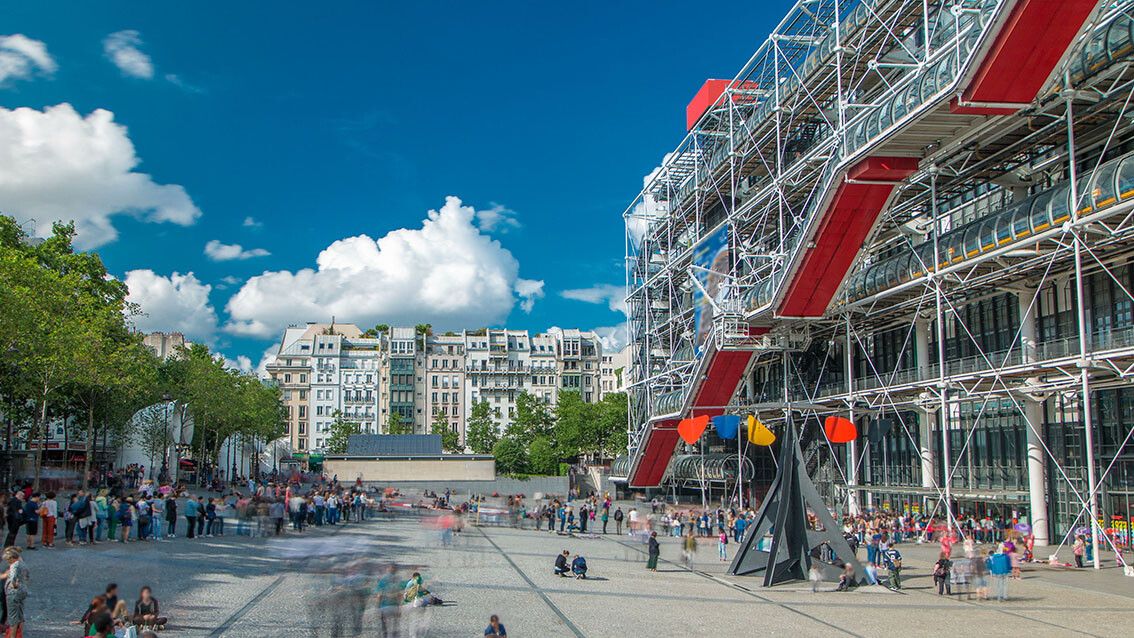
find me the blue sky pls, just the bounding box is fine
[1,1,787,371]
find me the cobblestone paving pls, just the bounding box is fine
[21,511,1134,637]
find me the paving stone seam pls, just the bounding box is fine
[476,527,587,638]
[599,534,864,637]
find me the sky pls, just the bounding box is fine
[1,1,788,374]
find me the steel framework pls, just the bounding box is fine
[621,0,1134,563]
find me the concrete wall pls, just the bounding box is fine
[365,476,570,499]
[323,455,495,482]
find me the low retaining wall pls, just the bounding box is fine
[362,476,570,498]
[323,455,496,482]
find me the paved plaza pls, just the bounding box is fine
[18,505,1134,637]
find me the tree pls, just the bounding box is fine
[386,412,413,435]
[493,437,528,474]
[553,390,591,461]
[528,436,558,475]
[507,390,554,445]
[325,410,361,454]
[465,400,499,454]
[591,392,629,461]
[430,409,460,452]
[362,324,388,338]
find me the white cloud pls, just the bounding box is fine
[124,270,218,343]
[561,283,627,314]
[223,355,253,374]
[224,196,540,338]
[103,30,154,79]
[0,34,56,85]
[0,103,201,248]
[242,216,262,228]
[515,278,544,313]
[475,203,520,233]
[593,323,629,352]
[255,344,279,379]
[204,240,271,261]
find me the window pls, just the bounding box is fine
[284,373,292,383]
[299,390,307,400]
[299,374,307,383]
[452,406,458,416]
[442,392,449,403]
[299,422,307,435]
[432,392,438,402]
[298,439,307,451]
[316,406,323,416]
[299,406,307,418]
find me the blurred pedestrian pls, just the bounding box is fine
[647,532,659,571]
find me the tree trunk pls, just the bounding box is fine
[33,395,47,491]
[82,402,95,490]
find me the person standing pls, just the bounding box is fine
[105,496,119,545]
[601,506,609,534]
[3,546,27,638]
[1073,535,1086,568]
[718,530,728,562]
[988,547,1011,601]
[164,494,177,538]
[150,496,164,541]
[184,496,198,540]
[614,507,624,536]
[647,532,660,571]
[94,491,108,542]
[881,542,902,590]
[39,492,56,549]
[933,552,953,595]
[4,492,24,549]
[21,495,38,551]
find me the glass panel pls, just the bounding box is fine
[1118,155,1134,201]
[963,224,981,258]
[1085,32,1109,72]
[1048,183,1072,225]
[1011,202,1031,239]
[1106,19,1133,61]
[1090,160,1120,209]
[979,217,997,252]
[995,206,1014,245]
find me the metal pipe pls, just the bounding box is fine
[930,166,956,531]
[1065,86,1102,569]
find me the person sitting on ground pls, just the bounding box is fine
[485,614,508,637]
[403,572,443,606]
[71,596,109,636]
[90,613,115,638]
[132,586,168,630]
[571,554,588,579]
[836,563,856,591]
[554,550,570,577]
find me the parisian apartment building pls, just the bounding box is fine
[265,323,606,453]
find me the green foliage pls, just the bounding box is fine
[506,390,554,445]
[386,411,413,435]
[492,437,528,474]
[528,436,557,475]
[362,324,388,338]
[430,409,461,452]
[465,400,499,454]
[325,410,361,454]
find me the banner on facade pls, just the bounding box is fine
[691,223,731,354]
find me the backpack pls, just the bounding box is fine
[720,533,728,545]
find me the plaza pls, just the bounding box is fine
[23,504,1134,637]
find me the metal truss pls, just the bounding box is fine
[623,0,1134,565]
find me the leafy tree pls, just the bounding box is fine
[386,412,413,435]
[591,392,629,461]
[325,410,361,454]
[528,436,558,475]
[430,408,460,452]
[362,324,388,338]
[465,400,499,454]
[552,390,590,461]
[493,437,528,474]
[506,390,554,445]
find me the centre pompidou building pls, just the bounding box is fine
[616,0,1134,554]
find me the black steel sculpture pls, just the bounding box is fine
[727,415,866,587]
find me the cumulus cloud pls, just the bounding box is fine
[255,344,279,379]
[594,323,629,352]
[204,240,271,261]
[0,34,56,85]
[124,270,218,343]
[515,278,545,313]
[561,283,627,314]
[222,354,253,374]
[103,30,154,79]
[224,196,540,338]
[0,103,201,248]
[475,203,520,233]
[242,216,263,228]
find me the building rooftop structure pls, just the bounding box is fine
[345,434,443,456]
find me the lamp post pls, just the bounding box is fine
[160,391,171,482]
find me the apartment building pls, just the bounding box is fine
[600,346,628,395]
[268,324,604,452]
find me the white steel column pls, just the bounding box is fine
[1018,288,1050,545]
[845,318,860,515]
[929,166,956,530]
[1065,88,1101,569]
[915,319,935,490]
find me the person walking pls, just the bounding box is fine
[647,531,660,571]
[988,547,1012,601]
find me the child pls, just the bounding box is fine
[718,530,728,561]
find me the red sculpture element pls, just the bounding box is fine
[823,416,857,444]
[678,415,710,444]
